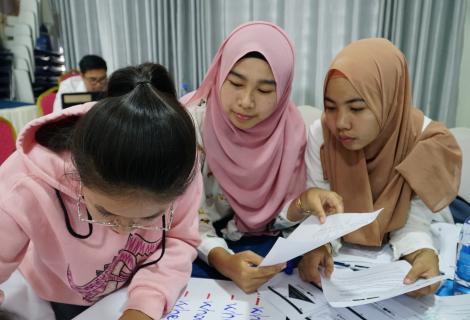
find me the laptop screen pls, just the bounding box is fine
[61,91,105,109]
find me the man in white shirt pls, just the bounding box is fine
[53,55,107,113]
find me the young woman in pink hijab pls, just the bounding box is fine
[183,21,343,293]
[298,38,461,297]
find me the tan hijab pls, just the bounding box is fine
[320,38,462,246]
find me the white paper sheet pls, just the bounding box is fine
[321,260,445,307]
[0,270,55,320]
[259,209,382,267]
[350,296,430,320]
[396,294,470,320]
[74,277,279,320]
[259,270,362,320]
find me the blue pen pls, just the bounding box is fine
[284,260,295,275]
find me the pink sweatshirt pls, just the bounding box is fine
[0,103,202,319]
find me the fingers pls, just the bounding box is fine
[324,192,344,214]
[406,282,441,298]
[253,263,286,279]
[237,251,285,275]
[403,249,440,298]
[403,251,438,284]
[239,250,264,267]
[231,251,284,293]
[310,196,327,223]
[403,262,426,284]
[298,246,331,286]
[305,188,344,223]
[323,251,334,279]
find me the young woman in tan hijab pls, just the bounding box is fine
[298,38,461,297]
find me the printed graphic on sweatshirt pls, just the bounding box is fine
[67,233,161,303]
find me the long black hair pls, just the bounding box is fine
[37,63,196,200]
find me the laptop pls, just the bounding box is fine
[61,91,105,109]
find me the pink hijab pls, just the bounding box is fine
[185,21,306,233]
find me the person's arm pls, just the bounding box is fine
[199,163,284,293]
[297,120,341,283]
[197,195,234,264]
[189,104,235,264]
[0,206,31,304]
[208,247,285,293]
[273,120,343,230]
[123,171,203,319]
[200,175,284,293]
[389,197,442,297]
[389,197,438,259]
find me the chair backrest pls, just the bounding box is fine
[3,42,34,81]
[59,70,80,83]
[13,69,34,103]
[450,127,470,203]
[0,117,17,165]
[6,9,38,41]
[297,105,323,135]
[36,86,58,116]
[4,23,33,38]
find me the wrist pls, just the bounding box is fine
[297,192,312,215]
[287,193,309,221]
[403,248,436,263]
[208,247,231,268]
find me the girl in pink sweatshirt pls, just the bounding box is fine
[0,63,202,320]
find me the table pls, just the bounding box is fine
[0,103,40,135]
[0,223,467,319]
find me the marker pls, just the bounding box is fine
[284,260,295,275]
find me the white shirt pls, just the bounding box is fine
[53,75,86,113]
[306,118,454,259]
[188,103,300,264]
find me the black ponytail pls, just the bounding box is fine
[38,63,196,200]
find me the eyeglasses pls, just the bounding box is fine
[76,192,174,232]
[83,76,107,85]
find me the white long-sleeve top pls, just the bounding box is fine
[188,103,301,264]
[306,118,454,259]
[53,76,86,113]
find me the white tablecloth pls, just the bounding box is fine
[0,104,39,136]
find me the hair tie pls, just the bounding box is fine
[136,80,151,86]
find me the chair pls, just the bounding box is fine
[13,69,34,103]
[297,105,323,135]
[6,9,38,42]
[3,42,34,82]
[36,86,58,116]
[58,70,80,83]
[4,24,33,39]
[449,127,470,223]
[0,117,16,165]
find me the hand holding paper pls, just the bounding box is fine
[320,260,445,307]
[259,209,383,267]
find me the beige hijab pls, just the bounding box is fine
[320,38,462,246]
